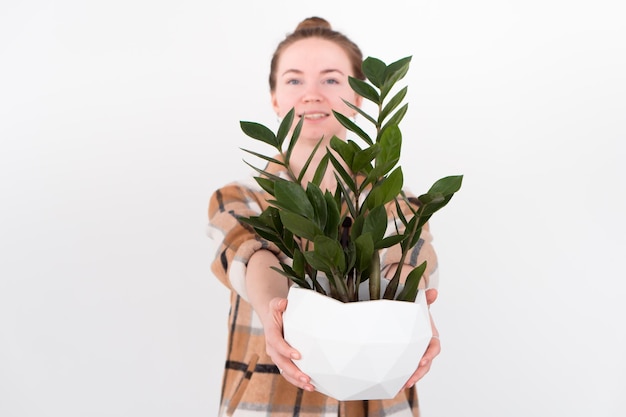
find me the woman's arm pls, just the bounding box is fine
[245,249,315,392]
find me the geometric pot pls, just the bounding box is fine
[282,286,432,401]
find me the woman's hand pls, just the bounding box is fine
[246,250,315,392]
[263,297,315,392]
[402,288,441,389]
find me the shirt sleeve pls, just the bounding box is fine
[378,191,439,290]
[207,179,284,301]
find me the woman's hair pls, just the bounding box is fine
[269,16,365,92]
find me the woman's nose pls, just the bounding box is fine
[302,85,323,102]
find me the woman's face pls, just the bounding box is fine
[271,37,362,143]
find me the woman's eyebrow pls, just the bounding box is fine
[280,69,345,76]
[320,69,345,76]
[281,69,303,76]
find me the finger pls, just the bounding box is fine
[425,288,438,305]
[421,335,441,363]
[404,359,432,389]
[269,297,288,313]
[266,298,314,391]
[269,298,288,325]
[403,336,441,389]
[266,298,302,359]
[267,334,301,362]
[279,365,315,391]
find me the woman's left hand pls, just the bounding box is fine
[402,289,441,389]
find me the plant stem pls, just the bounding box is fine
[383,198,423,299]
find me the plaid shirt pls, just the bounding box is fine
[207,162,439,416]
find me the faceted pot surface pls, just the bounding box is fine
[282,286,432,401]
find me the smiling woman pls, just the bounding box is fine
[206,16,443,416]
[269,36,364,192]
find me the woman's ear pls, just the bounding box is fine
[271,93,280,117]
[355,94,363,109]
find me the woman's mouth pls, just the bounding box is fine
[298,112,329,120]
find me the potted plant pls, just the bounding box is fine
[238,56,462,400]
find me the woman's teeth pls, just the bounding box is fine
[300,113,327,120]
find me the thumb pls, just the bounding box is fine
[425,289,438,305]
[270,297,288,313]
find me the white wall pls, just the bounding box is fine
[1,1,624,416]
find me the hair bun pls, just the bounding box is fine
[295,16,332,32]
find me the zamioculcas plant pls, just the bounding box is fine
[238,56,462,303]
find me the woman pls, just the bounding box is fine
[207,17,441,416]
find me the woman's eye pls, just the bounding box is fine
[324,78,340,85]
[286,79,301,85]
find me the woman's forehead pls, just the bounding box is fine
[277,38,353,73]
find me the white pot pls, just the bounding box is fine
[282,286,432,401]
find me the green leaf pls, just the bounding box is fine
[254,177,276,195]
[334,110,373,145]
[343,240,357,275]
[313,235,346,273]
[343,100,377,127]
[329,135,356,166]
[298,135,325,183]
[306,182,328,229]
[375,234,405,249]
[364,167,404,210]
[272,265,311,289]
[334,175,358,219]
[393,197,409,227]
[311,153,330,186]
[241,148,284,167]
[323,191,341,239]
[418,192,446,206]
[362,205,387,242]
[384,56,412,84]
[236,215,271,234]
[240,121,277,147]
[416,175,464,218]
[381,56,412,100]
[348,77,380,104]
[376,125,402,174]
[419,196,453,217]
[350,214,364,239]
[292,249,305,277]
[395,261,427,302]
[276,108,295,147]
[380,103,408,136]
[327,148,357,193]
[285,113,305,161]
[274,180,315,219]
[352,144,379,173]
[428,175,464,195]
[399,217,420,251]
[302,252,331,275]
[362,57,386,88]
[279,211,323,241]
[379,86,407,124]
[238,213,292,256]
[354,233,374,271]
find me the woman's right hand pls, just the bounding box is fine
[263,297,315,392]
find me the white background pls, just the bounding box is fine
[1,1,625,416]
